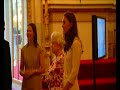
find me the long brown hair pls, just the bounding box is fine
[27,23,39,47]
[64,11,83,53]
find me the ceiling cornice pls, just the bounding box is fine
[43,3,116,13]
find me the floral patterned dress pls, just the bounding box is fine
[45,52,64,90]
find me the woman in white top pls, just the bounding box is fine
[62,11,83,90]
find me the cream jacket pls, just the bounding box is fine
[63,37,83,90]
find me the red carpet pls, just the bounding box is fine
[78,58,116,90]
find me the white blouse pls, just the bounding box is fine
[63,37,83,90]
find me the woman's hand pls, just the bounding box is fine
[20,70,34,78]
[19,70,25,76]
[24,70,34,78]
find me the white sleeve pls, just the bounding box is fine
[67,39,82,84]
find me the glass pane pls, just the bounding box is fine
[17,0,23,80]
[12,0,23,80]
[13,0,18,80]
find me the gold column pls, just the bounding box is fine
[44,0,52,73]
[44,0,49,41]
[44,0,50,48]
[27,0,32,23]
[34,0,43,45]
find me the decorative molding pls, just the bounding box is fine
[43,0,116,5]
[49,10,116,22]
[43,2,116,22]
[49,4,115,10]
[27,0,32,24]
[43,3,116,14]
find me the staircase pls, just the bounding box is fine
[78,58,116,90]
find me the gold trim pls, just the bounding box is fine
[27,0,32,23]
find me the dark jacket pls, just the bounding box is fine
[2,40,12,90]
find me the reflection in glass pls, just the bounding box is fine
[13,0,23,81]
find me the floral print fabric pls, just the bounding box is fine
[45,53,64,89]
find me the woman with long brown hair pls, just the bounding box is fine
[62,11,83,90]
[20,23,45,90]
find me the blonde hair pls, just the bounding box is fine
[51,31,65,49]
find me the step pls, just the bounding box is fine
[79,77,116,86]
[78,58,116,79]
[78,77,116,90]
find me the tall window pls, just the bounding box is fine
[4,0,27,81]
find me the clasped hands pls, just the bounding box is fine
[20,69,38,78]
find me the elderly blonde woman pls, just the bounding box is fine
[45,31,65,90]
